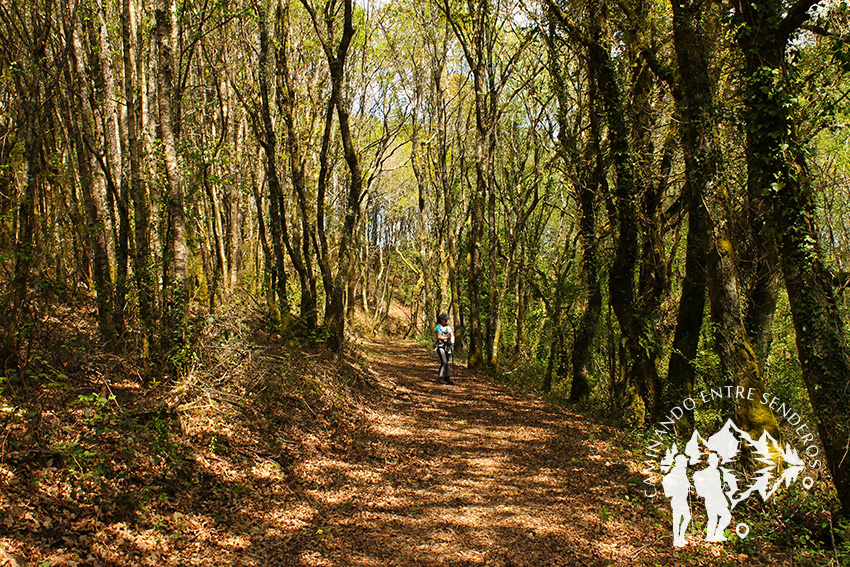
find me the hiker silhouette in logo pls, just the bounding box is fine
[693,452,732,542]
[662,453,691,547]
[434,313,454,384]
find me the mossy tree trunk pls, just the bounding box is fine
[666,0,713,415]
[666,0,780,441]
[66,13,116,343]
[730,0,850,515]
[121,0,156,376]
[547,15,603,402]
[277,0,320,332]
[586,1,647,423]
[254,3,294,323]
[300,0,362,353]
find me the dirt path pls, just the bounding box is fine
[0,338,802,566]
[276,340,789,567]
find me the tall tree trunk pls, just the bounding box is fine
[409,73,437,332]
[301,0,361,352]
[486,124,499,366]
[255,5,292,319]
[620,0,668,422]
[156,5,189,353]
[664,0,780,443]
[67,15,115,342]
[326,35,362,352]
[731,0,850,515]
[742,114,781,371]
[667,0,780,442]
[666,0,711,408]
[7,89,41,371]
[666,196,708,415]
[585,1,645,423]
[2,4,55,370]
[439,0,491,368]
[225,102,244,292]
[94,2,129,338]
[314,92,336,320]
[555,35,602,402]
[568,136,603,402]
[704,226,780,440]
[467,87,487,368]
[277,0,318,331]
[123,0,155,373]
[442,93,464,351]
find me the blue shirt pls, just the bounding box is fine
[435,324,453,342]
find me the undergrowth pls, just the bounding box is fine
[0,295,375,565]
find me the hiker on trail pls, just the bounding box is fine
[434,313,455,385]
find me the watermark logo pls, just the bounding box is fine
[642,386,823,547]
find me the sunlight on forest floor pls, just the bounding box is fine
[262,339,799,567]
[0,331,810,566]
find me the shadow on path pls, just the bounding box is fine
[278,339,660,566]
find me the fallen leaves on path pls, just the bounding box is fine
[274,339,797,567]
[1,336,803,566]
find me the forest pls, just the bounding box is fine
[2,0,850,563]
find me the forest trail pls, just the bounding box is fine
[0,337,800,567]
[275,340,779,566]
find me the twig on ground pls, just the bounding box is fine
[626,536,666,558]
[298,396,318,418]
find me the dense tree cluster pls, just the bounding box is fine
[1,0,849,512]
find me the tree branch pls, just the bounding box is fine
[543,0,593,47]
[640,47,681,101]
[778,0,822,44]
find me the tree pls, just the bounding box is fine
[0,0,63,369]
[301,0,363,353]
[440,0,534,368]
[729,0,850,515]
[122,0,156,372]
[155,0,190,353]
[62,4,116,342]
[546,17,603,402]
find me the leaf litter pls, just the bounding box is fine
[0,315,804,566]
